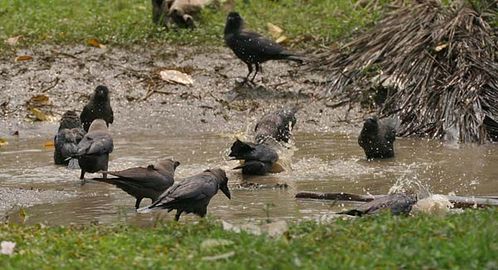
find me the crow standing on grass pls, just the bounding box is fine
[140,168,231,221]
[54,110,86,167]
[358,117,397,159]
[94,159,180,209]
[224,12,303,83]
[75,119,114,180]
[80,85,114,132]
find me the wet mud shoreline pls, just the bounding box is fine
[0,44,364,218]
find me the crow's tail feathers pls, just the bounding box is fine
[67,158,80,170]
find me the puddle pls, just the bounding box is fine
[1,131,497,226]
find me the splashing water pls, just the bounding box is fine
[388,163,432,198]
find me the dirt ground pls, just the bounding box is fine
[0,44,366,214]
[0,44,364,137]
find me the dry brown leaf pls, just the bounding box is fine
[29,95,50,105]
[435,43,448,52]
[159,70,194,85]
[267,22,284,39]
[87,38,106,49]
[43,141,55,148]
[0,138,8,147]
[29,108,54,121]
[15,55,33,62]
[276,36,288,44]
[5,35,23,46]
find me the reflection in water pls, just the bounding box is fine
[1,132,497,226]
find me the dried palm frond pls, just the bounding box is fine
[321,0,498,143]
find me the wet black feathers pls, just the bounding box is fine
[76,120,113,179]
[358,117,397,159]
[255,107,298,143]
[54,111,86,165]
[146,168,230,221]
[338,194,417,216]
[229,139,278,175]
[95,159,179,209]
[80,85,114,132]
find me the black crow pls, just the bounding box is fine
[229,139,278,175]
[255,107,298,143]
[54,111,86,167]
[224,12,303,83]
[80,85,114,132]
[358,117,396,159]
[75,119,114,180]
[95,159,180,209]
[142,168,230,221]
[338,194,417,216]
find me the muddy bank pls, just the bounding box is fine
[0,44,365,218]
[0,44,362,139]
[0,187,73,218]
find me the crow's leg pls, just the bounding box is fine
[199,207,207,218]
[251,63,261,82]
[135,198,143,209]
[80,170,85,180]
[243,63,253,83]
[175,210,183,221]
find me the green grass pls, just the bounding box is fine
[0,0,389,51]
[0,209,497,269]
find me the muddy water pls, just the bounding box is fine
[1,132,498,225]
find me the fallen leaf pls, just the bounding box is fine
[44,140,54,148]
[200,239,233,250]
[29,94,50,106]
[15,55,33,62]
[435,43,448,52]
[0,138,8,147]
[267,22,284,39]
[5,35,23,46]
[87,38,106,49]
[0,241,16,256]
[159,70,194,85]
[202,251,235,261]
[276,35,288,44]
[29,108,55,121]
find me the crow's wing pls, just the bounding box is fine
[236,31,287,58]
[80,104,93,131]
[105,166,173,190]
[78,132,113,155]
[151,175,217,207]
[56,129,82,158]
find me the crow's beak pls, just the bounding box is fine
[221,185,231,200]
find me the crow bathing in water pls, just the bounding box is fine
[358,117,397,159]
[94,159,180,209]
[255,107,298,143]
[141,168,230,221]
[229,139,279,175]
[224,12,303,83]
[54,110,86,167]
[75,119,114,180]
[80,85,114,132]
